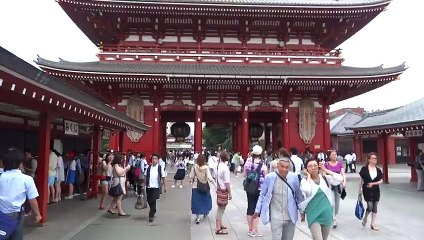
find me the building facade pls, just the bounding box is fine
[37,0,405,158]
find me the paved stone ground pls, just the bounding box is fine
[23,164,422,240]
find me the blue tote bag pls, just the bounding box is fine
[0,211,19,240]
[355,195,365,220]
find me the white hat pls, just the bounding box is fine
[251,145,263,156]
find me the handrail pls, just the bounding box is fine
[100,45,339,57]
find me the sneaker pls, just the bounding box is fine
[179,185,183,189]
[195,218,201,224]
[171,185,175,188]
[64,195,73,200]
[149,217,154,222]
[252,232,263,237]
[248,231,254,237]
[333,218,337,229]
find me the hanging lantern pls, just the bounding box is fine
[250,123,264,141]
[171,122,190,142]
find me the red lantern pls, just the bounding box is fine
[171,122,191,142]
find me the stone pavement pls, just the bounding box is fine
[23,164,422,240]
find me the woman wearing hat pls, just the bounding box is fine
[243,145,268,237]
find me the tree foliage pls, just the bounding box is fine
[202,124,231,150]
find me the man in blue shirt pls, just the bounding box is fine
[254,158,304,240]
[0,147,42,239]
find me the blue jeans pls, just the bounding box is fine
[8,215,24,240]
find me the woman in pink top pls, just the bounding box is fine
[324,150,346,228]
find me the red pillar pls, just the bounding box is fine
[237,121,242,153]
[36,112,51,223]
[272,123,278,152]
[282,105,290,150]
[264,123,270,151]
[194,105,203,153]
[232,123,237,152]
[89,125,101,198]
[378,133,389,183]
[322,104,331,151]
[118,131,124,152]
[161,120,167,157]
[354,135,363,163]
[153,94,160,154]
[410,138,418,182]
[241,106,249,159]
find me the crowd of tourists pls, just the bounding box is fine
[0,144,385,240]
[183,145,384,240]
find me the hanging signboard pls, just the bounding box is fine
[102,129,111,140]
[64,120,79,136]
[405,130,423,138]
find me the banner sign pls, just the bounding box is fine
[102,129,111,140]
[405,130,423,138]
[64,120,79,136]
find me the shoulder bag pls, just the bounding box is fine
[195,167,210,194]
[108,165,124,197]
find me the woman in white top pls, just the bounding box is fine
[53,150,65,202]
[300,159,343,240]
[215,151,232,235]
[107,154,131,216]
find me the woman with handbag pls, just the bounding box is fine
[190,154,216,224]
[215,151,232,235]
[324,150,347,228]
[300,158,343,240]
[359,153,383,231]
[107,155,131,216]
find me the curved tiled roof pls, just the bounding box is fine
[36,57,406,79]
[0,47,150,132]
[349,98,424,130]
[101,0,391,7]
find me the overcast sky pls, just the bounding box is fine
[1,0,422,112]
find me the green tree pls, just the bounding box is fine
[202,124,231,150]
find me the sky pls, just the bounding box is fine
[0,0,422,112]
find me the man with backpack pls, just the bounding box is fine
[144,154,167,222]
[242,145,268,237]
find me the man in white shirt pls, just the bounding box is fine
[289,147,304,181]
[344,153,352,173]
[350,152,357,173]
[48,149,58,203]
[145,154,167,222]
[0,148,42,239]
[208,153,219,179]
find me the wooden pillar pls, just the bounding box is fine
[35,112,51,223]
[378,132,389,184]
[282,104,290,150]
[322,104,331,151]
[161,120,167,157]
[272,123,278,152]
[153,88,160,153]
[410,138,418,182]
[241,105,249,159]
[354,135,363,163]
[118,131,124,152]
[232,123,237,152]
[89,125,101,198]
[237,121,242,153]
[194,104,203,153]
[264,123,270,151]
